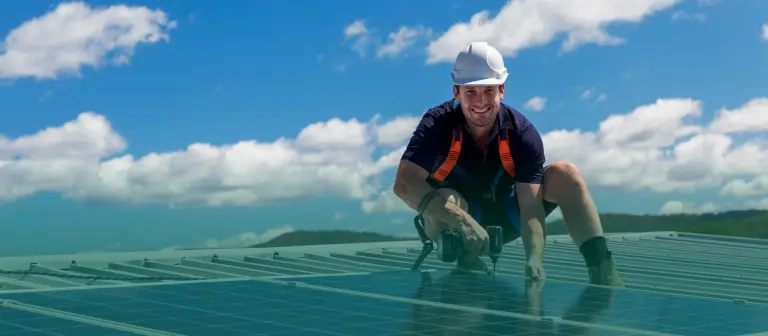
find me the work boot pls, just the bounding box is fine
[588,254,625,288]
[456,256,488,273]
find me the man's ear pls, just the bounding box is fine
[452,85,460,100]
[499,84,505,100]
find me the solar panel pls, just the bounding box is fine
[0,305,136,336]
[281,270,768,336]
[0,277,630,336]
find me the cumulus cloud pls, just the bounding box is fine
[659,200,717,214]
[343,19,371,57]
[343,20,431,59]
[377,26,432,59]
[375,116,420,147]
[0,2,176,80]
[579,89,607,103]
[524,96,547,111]
[2,96,767,213]
[426,0,681,63]
[361,188,411,214]
[541,97,768,198]
[0,113,407,206]
[697,0,720,6]
[708,98,768,134]
[745,198,768,210]
[165,225,295,250]
[763,24,768,41]
[670,11,707,22]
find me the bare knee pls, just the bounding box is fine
[543,161,588,204]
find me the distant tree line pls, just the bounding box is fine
[248,210,768,248]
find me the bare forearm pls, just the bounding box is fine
[393,173,439,212]
[520,205,546,261]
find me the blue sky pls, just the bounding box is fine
[0,0,767,256]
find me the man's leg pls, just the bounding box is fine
[541,161,624,287]
[421,188,489,272]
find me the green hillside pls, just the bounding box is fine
[546,209,768,238]
[249,210,768,248]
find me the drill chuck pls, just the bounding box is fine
[486,225,503,259]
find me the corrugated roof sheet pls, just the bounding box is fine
[1,231,766,306]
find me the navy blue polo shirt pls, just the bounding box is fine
[402,100,546,196]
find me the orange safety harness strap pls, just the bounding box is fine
[497,127,516,178]
[427,126,516,186]
[430,127,463,183]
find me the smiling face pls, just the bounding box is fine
[453,84,505,129]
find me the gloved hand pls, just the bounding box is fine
[443,195,489,258]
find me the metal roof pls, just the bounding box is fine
[1,230,766,306]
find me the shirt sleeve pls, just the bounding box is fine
[401,111,445,173]
[514,124,546,184]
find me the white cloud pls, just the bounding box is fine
[344,21,431,59]
[343,20,371,56]
[2,96,768,213]
[0,2,176,80]
[708,98,768,134]
[596,93,608,103]
[762,24,768,41]
[721,176,768,198]
[745,198,768,210]
[0,112,406,206]
[344,20,369,38]
[697,0,720,6]
[377,26,432,59]
[580,89,593,100]
[542,97,768,196]
[660,200,717,214]
[375,116,421,146]
[200,225,295,248]
[165,225,295,250]
[579,89,606,103]
[524,96,547,111]
[670,11,706,22]
[361,188,412,214]
[425,0,682,64]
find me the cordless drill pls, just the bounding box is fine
[437,225,503,276]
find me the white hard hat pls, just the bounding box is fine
[450,42,508,86]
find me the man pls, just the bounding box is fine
[393,41,624,287]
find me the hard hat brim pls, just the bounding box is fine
[452,72,508,86]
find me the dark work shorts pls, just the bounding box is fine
[463,189,559,244]
[434,164,559,244]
